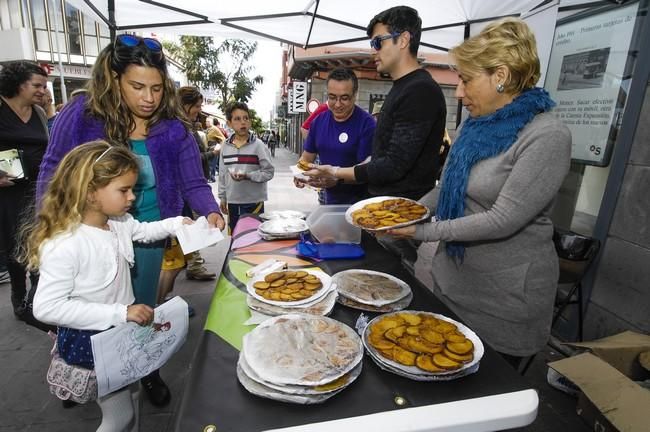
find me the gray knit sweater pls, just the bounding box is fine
[413,112,571,356]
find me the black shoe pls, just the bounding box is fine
[13,300,27,321]
[141,370,171,407]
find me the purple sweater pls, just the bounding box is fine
[36,96,220,218]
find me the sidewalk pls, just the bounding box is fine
[0,147,588,431]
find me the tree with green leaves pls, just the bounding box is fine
[164,37,264,111]
[247,108,264,135]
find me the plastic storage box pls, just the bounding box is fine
[307,205,361,244]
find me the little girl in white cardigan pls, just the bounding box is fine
[22,141,190,432]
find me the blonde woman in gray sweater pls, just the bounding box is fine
[386,18,571,366]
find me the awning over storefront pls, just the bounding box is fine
[66,0,601,53]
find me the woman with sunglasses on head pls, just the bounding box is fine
[36,34,225,410]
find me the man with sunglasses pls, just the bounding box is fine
[306,6,446,200]
[295,68,375,204]
[305,6,446,262]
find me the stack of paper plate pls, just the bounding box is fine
[246,269,337,316]
[259,210,307,220]
[257,218,309,240]
[332,269,412,312]
[362,311,484,381]
[247,290,337,317]
[238,314,363,403]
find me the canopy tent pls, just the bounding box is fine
[65,0,604,53]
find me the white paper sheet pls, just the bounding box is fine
[175,216,225,254]
[91,297,189,397]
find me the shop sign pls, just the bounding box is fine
[291,81,307,113]
[44,64,93,79]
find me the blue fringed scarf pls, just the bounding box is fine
[436,87,555,260]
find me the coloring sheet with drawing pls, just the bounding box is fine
[91,297,189,397]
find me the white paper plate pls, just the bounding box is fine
[289,164,310,181]
[332,269,411,307]
[246,269,332,307]
[247,289,338,316]
[362,311,484,379]
[337,290,413,313]
[365,348,480,381]
[257,229,304,241]
[238,353,362,396]
[242,313,364,386]
[237,362,345,404]
[258,218,309,235]
[259,210,307,220]
[345,196,430,232]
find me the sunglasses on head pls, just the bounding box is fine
[115,34,163,52]
[370,31,402,50]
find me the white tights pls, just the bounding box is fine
[96,383,140,432]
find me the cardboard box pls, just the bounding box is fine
[548,331,650,432]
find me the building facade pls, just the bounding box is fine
[0,0,112,103]
[0,0,187,104]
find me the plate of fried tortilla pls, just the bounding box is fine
[345,196,430,231]
[242,313,363,387]
[363,311,484,381]
[247,289,338,317]
[332,269,411,307]
[238,352,362,397]
[246,269,332,307]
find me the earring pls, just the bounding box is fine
[496,83,505,93]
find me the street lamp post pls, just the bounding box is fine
[49,0,67,104]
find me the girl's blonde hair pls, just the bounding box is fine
[450,17,540,94]
[83,41,190,146]
[19,141,139,270]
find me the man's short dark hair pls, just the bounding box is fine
[366,6,422,57]
[0,61,48,98]
[326,68,359,94]
[226,101,249,121]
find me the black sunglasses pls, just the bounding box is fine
[370,31,402,50]
[115,34,163,52]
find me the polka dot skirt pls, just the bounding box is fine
[57,327,99,369]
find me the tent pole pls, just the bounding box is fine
[455,22,471,128]
[109,0,116,40]
[303,0,319,48]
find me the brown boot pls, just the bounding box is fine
[186,252,216,280]
[186,267,216,280]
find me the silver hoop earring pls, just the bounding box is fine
[496,83,505,93]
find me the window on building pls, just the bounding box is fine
[98,19,111,49]
[65,3,82,55]
[82,12,98,56]
[2,0,26,29]
[29,0,49,51]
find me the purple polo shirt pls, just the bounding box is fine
[303,105,375,204]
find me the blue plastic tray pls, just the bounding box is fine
[297,241,365,260]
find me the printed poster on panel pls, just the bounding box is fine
[544,2,639,166]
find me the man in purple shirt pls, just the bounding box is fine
[295,68,375,204]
